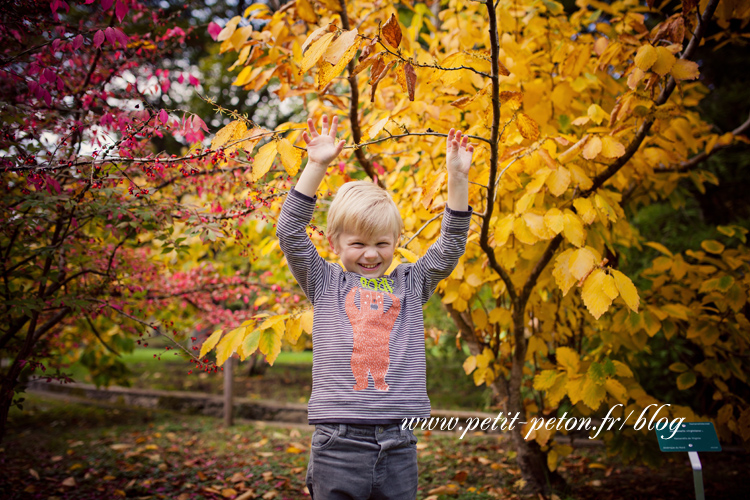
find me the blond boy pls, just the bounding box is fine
[276,115,474,499]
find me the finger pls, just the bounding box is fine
[446,128,456,151]
[330,115,339,137]
[335,139,346,155]
[302,131,311,144]
[307,118,318,136]
[461,134,469,148]
[320,114,329,134]
[455,130,463,144]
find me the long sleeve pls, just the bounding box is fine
[275,188,332,305]
[408,206,473,304]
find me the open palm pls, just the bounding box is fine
[303,115,346,167]
[446,128,474,177]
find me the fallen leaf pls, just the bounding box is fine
[29,469,40,480]
[61,477,76,487]
[222,488,238,498]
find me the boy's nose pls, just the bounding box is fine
[363,247,378,258]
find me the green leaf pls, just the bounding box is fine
[676,371,696,390]
[587,362,606,384]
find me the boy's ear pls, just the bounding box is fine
[327,236,339,255]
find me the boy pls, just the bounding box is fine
[276,115,474,499]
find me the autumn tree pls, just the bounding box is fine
[199,0,750,494]
[0,0,306,443]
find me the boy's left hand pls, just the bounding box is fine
[446,128,475,178]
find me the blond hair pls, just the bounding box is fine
[327,181,403,246]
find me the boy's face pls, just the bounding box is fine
[329,230,397,278]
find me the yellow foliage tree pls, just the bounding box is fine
[204,0,750,493]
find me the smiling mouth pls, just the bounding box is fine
[359,263,380,270]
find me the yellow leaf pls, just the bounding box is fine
[239,329,261,361]
[251,141,278,182]
[582,136,602,159]
[284,317,303,345]
[523,212,554,239]
[278,138,302,176]
[323,28,359,65]
[212,120,246,151]
[513,216,539,245]
[534,370,560,391]
[218,16,241,42]
[556,346,579,373]
[581,269,614,320]
[258,314,287,332]
[515,191,536,215]
[215,326,246,366]
[488,308,511,326]
[700,239,724,254]
[526,167,552,194]
[199,329,224,359]
[612,360,633,378]
[600,136,626,159]
[317,41,359,90]
[301,25,330,53]
[299,32,335,75]
[587,104,609,125]
[494,214,515,246]
[566,377,585,405]
[295,0,317,24]
[397,247,420,263]
[553,249,577,296]
[233,66,260,87]
[381,13,402,49]
[644,241,673,257]
[300,309,314,333]
[634,44,657,71]
[594,194,618,222]
[546,166,570,197]
[612,269,639,313]
[365,116,389,141]
[605,378,629,405]
[544,208,564,234]
[517,113,540,141]
[562,211,586,247]
[229,26,253,51]
[652,47,676,76]
[671,59,699,80]
[463,356,477,375]
[602,272,619,300]
[243,3,270,17]
[581,377,606,410]
[569,247,596,280]
[259,328,282,365]
[573,198,596,224]
[547,449,559,472]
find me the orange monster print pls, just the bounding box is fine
[345,288,401,391]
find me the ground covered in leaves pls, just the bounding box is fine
[2,395,748,499]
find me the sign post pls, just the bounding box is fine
[656,422,721,500]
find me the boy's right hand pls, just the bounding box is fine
[302,115,346,168]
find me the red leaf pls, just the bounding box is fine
[101,0,114,10]
[105,27,117,47]
[207,22,222,41]
[93,30,105,48]
[113,28,129,48]
[159,109,169,125]
[188,75,200,86]
[115,0,129,22]
[73,34,84,51]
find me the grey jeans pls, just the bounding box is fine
[306,423,418,499]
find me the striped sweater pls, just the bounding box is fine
[276,188,472,424]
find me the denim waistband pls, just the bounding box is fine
[316,422,408,437]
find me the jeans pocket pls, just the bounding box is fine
[311,425,339,451]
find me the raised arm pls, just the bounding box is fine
[295,114,346,198]
[445,128,475,212]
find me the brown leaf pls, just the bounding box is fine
[61,477,76,487]
[221,488,238,498]
[236,491,256,500]
[352,52,380,76]
[29,469,40,480]
[229,472,246,483]
[452,470,469,483]
[360,36,379,61]
[381,13,402,49]
[404,62,416,101]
